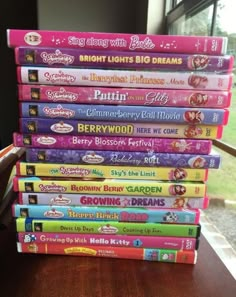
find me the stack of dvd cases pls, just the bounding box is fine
[7,29,233,264]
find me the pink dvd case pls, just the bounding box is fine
[17,84,232,108]
[13,133,212,154]
[7,29,228,55]
[17,232,199,250]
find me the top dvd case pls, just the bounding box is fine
[7,29,228,55]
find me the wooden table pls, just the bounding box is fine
[0,223,235,297]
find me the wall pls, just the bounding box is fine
[37,0,148,33]
[0,2,37,148]
[147,0,166,34]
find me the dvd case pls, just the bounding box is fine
[16,217,201,237]
[18,85,232,108]
[16,242,197,264]
[17,232,199,250]
[12,204,201,224]
[16,161,208,182]
[25,148,221,168]
[18,192,209,209]
[19,103,229,125]
[17,66,233,90]
[7,29,228,55]
[14,47,234,72]
[13,177,206,197]
[13,133,213,154]
[19,118,224,139]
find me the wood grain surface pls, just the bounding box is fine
[0,224,236,297]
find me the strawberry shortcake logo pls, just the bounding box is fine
[46,87,78,102]
[40,50,74,65]
[44,70,76,84]
[37,136,56,145]
[82,151,104,164]
[59,166,91,176]
[50,194,72,205]
[39,183,67,192]
[43,104,75,118]
[44,208,64,218]
[98,224,118,234]
[50,121,74,133]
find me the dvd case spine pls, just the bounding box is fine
[17,232,199,250]
[25,148,221,169]
[18,85,232,108]
[13,177,206,197]
[18,192,209,209]
[7,29,228,55]
[19,118,224,139]
[12,204,201,224]
[16,161,208,182]
[13,133,213,154]
[19,102,229,125]
[16,242,197,264]
[16,217,201,237]
[17,66,233,90]
[14,47,234,72]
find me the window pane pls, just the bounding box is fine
[207,147,236,200]
[214,0,236,147]
[169,4,214,35]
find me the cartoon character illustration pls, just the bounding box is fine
[25,182,34,192]
[169,184,186,196]
[25,50,35,63]
[30,88,40,100]
[163,211,178,222]
[23,135,32,145]
[188,93,208,106]
[161,253,175,261]
[188,55,210,70]
[29,105,38,116]
[169,168,187,181]
[171,139,190,152]
[20,208,29,217]
[28,70,39,82]
[37,151,46,161]
[184,110,204,124]
[172,197,189,208]
[145,250,158,261]
[26,165,35,176]
[27,121,37,132]
[24,32,42,46]
[184,125,203,138]
[28,195,38,204]
[23,234,37,243]
[188,156,206,168]
[188,74,208,88]
[27,244,38,253]
[34,223,43,232]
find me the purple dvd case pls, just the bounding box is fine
[15,47,234,73]
[25,148,221,169]
[19,118,223,140]
[13,133,212,154]
[19,103,229,125]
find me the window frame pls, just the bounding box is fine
[166,0,235,155]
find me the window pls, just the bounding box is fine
[166,1,236,208]
[169,4,214,36]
